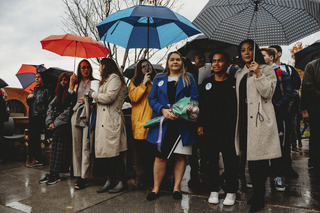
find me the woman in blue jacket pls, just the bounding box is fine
[146,51,199,201]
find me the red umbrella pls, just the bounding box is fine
[41,34,110,71]
[16,64,47,93]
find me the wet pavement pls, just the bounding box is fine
[0,139,320,213]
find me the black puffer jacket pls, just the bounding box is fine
[27,86,51,120]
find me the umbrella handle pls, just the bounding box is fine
[73,41,77,73]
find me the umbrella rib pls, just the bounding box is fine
[63,40,76,56]
[152,18,161,48]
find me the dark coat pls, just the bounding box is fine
[301,59,320,112]
[27,86,51,120]
[146,73,199,146]
[272,69,293,119]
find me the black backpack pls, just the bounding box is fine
[282,64,301,90]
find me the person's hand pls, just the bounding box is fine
[142,73,151,85]
[88,89,95,98]
[161,108,179,120]
[79,97,84,103]
[249,61,262,78]
[197,127,204,136]
[69,74,77,90]
[49,123,55,130]
[27,94,35,99]
[302,110,309,121]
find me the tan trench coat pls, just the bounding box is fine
[234,64,281,161]
[92,74,127,158]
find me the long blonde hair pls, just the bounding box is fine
[162,51,191,87]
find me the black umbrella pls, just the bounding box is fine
[0,78,8,88]
[178,34,238,63]
[42,67,73,91]
[295,40,320,70]
[124,64,164,79]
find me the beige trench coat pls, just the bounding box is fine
[235,64,281,161]
[92,74,127,158]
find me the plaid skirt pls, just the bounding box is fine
[50,124,72,174]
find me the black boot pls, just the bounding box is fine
[97,178,112,193]
[108,181,127,193]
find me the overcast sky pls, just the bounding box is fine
[1,0,319,88]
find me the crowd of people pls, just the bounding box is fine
[2,38,319,213]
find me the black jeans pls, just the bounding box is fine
[28,117,45,161]
[206,132,238,193]
[270,117,289,177]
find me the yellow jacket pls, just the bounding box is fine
[129,82,153,140]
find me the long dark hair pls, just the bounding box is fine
[99,58,125,86]
[162,51,191,87]
[55,72,72,104]
[76,59,94,83]
[238,39,266,65]
[132,59,156,87]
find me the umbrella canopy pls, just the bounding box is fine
[42,67,73,90]
[96,5,201,50]
[41,34,110,59]
[193,0,320,46]
[177,34,238,63]
[124,63,164,79]
[295,40,320,70]
[0,78,8,88]
[16,64,47,93]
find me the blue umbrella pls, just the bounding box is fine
[96,5,201,51]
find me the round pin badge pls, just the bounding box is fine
[205,82,212,90]
[158,80,164,87]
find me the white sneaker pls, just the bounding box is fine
[208,192,219,204]
[223,193,236,206]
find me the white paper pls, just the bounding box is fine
[90,80,100,92]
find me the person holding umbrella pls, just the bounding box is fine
[26,72,51,167]
[128,59,156,189]
[69,59,95,190]
[234,39,281,212]
[146,51,199,201]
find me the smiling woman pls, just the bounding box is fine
[146,51,199,201]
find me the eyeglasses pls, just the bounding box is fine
[81,66,90,69]
[141,64,150,69]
